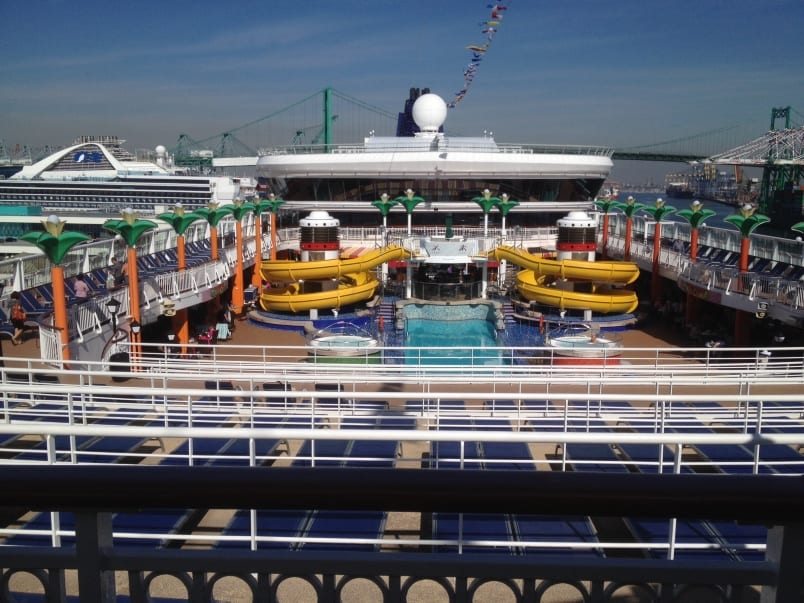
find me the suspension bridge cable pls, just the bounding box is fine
[223,90,328,135]
[619,124,743,151]
[330,89,398,121]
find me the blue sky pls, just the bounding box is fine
[2,0,803,183]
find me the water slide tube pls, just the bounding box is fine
[491,245,639,314]
[259,245,409,313]
[260,271,380,313]
[260,245,409,282]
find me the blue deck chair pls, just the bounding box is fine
[512,515,602,558]
[293,438,352,467]
[432,512,517,555]
[297,509,387,552]
[217,509,312,550]
[430,418,483,469]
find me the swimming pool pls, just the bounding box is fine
[400,302,505,366]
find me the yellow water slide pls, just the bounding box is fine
[260,245,409,282]
[259,245,409,313]
[491,245,639,314]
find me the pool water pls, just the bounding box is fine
[405,317,503,366]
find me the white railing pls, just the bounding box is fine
[1,369,803,553]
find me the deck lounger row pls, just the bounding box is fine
[218,420,406,550]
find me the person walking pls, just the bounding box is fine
[10,291,26,345]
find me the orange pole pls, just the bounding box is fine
[50,265,70,364]
[651,222,662,304]
[600,214,609,259]
[175,233,189,355]
[210,226,219,261]
[739,237,750,273]
[251,214,263,288]
[177,233,186,269]
[232,221,245,313]
[624,218,633,261]
[733,236,752,347]
[685,228,700,325]
[689,228,699,263]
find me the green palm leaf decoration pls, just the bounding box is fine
[613,195,646,218]
[156,203,204,236]
[677,200,716,230]
[103,209,158,247]
[472,189,500,214]
[20,216,90,265]
[394,189,425,235]
[195,202,234,228]
[724,204,770,238]
[223,198,256,222]
[495,194,519,217]
[593,199,619,215]
[372,193,399,218]
[640,197,676,223]
[394,189,425,214]
[254,194,286,217]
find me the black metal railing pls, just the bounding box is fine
[1,466,803,602]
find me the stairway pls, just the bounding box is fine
[501,301,517,326]
[377,300,397,332]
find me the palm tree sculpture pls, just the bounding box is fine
[677,200,716,263]
[20,215,90,364]
[372,193,399,283]
[394,189,425,237]
[641,198,676,305]
[495,193,519,239]
[157,203,204,350]
[725,204,771,273]
[223,198,255,314]
[472,189,501,241]
[371,193,399,239]
[676,200,717,324]
[614,195,646,261]
[250,195,283,287]
[724,204,770,346]
[194,201,232,262]
[593,196,620,259]
[103,208,158,366]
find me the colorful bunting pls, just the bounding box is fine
[449,3,510,108]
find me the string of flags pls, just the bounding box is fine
[448,2,510,109]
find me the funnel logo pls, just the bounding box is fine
[73,151,103,163]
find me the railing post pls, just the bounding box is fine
[761,523,804,602]
[75,511,116,602]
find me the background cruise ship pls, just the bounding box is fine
[0,135,254,220]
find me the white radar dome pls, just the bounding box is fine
[412,93,448,133]
[155,145,166,156]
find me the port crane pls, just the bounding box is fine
[708,106,804,228]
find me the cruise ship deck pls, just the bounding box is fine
[1,204,804,600]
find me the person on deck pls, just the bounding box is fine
[73,275,90,299]
[10,291,26,345]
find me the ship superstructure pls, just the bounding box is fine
[256,91,614,227]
